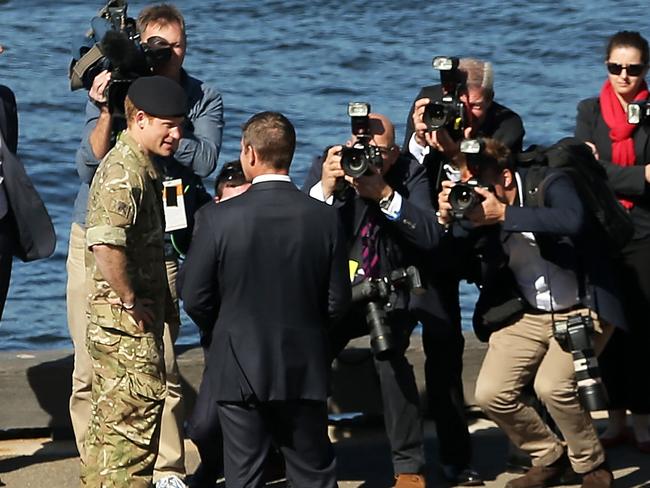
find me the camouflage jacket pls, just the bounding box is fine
[85,131,167,337]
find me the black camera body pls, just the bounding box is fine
[627,99,650,125]
[340,102,384,178]
[553,314,609,412]
[70,0,172,116]
[351,266,424,360]
[446,138,494,219]
[423,56,467,140]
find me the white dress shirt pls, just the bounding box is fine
[503,172,580,312]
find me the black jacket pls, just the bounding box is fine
[179,180,351,402]
[302,153,442,313]
[458,169,626,340]
[0,85,17,154]
[575,97,650,240]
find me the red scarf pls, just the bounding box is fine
[599,79,649,209]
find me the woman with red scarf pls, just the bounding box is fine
[575,30,650,453]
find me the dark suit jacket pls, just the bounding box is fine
[464,169,626,338]
[575,97,650,239]
[179,180,351,403]
[302,153,442,313]
[0,85,18,154]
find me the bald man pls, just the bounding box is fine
[303,112,442,488]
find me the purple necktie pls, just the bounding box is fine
[360,214,380,278]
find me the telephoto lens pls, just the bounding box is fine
[366,302,394,360]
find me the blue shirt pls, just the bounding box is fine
[72,70,224,225]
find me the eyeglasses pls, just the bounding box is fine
[606,62,647,77]
[371,145,396,155]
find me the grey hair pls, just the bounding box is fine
[459,58,494,100]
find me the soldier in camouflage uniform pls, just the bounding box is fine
[81,76,187,488]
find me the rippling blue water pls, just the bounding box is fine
[0,0,647,350]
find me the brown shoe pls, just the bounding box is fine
[394,473,426,488]
[505,452,574,488]
[581,466,613,488]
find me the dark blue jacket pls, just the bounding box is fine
[462,168,626,340]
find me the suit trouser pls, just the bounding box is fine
[474,308,613,474]
[331,309,425,475]
[0,215,13,321]
[187,350,224,483]
[217,400,337,488]
[599,236,650,414]
[66,222,185,478]
[414,280,471,468]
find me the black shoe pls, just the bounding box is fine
[441,465,485,486]
[187,464,219,488]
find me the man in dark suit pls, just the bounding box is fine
[402,57,525,485]
[303,113,441,488]
[180,111,350,488]
[437,138,624,488]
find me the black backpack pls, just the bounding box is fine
[518,137,634,252]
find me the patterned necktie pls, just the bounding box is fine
[360,212,380,278]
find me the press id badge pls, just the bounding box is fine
[162,179,187,232]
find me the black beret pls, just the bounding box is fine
[127,75,187,117]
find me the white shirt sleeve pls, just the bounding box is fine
[408,133,430,165]
[309,181,334,205]
[380,192,403,220]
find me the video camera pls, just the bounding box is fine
[552,314,609,411]
[69,0,172,116]
[423,56,467,141]
[627,99,650,125]
[351,266,424,360]
[339,102,384,178]
[447,139,493,219]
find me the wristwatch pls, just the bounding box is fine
[379,191,394,211]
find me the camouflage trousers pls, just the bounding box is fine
[81,317,166,488]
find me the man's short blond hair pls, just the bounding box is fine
[137,4,185,37]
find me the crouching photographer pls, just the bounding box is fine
[438,138,626,488]
[303,106,442,488]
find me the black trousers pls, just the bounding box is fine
[217,400,336,488]
[0,215,13,321]
[187,356,224,484]
[330,308,425,475]
[600,236,650,414]
[413,281,471,469]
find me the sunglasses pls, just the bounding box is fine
[606,62,646,77]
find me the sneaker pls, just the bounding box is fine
[505,452,575,488]
[156,475,188,488]
[581,465,613,488]
[394,473,426,488]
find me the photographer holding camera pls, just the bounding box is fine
[398,57,525,485]
[303,108,441,488]
[438,138,625,488]
[66,4,223,487]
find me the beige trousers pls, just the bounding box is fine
[66,223,186,480]
[474,308,613,474]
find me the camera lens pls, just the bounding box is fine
[423,101,449,130]
[341,146,369,178]
[448,183,480,218]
